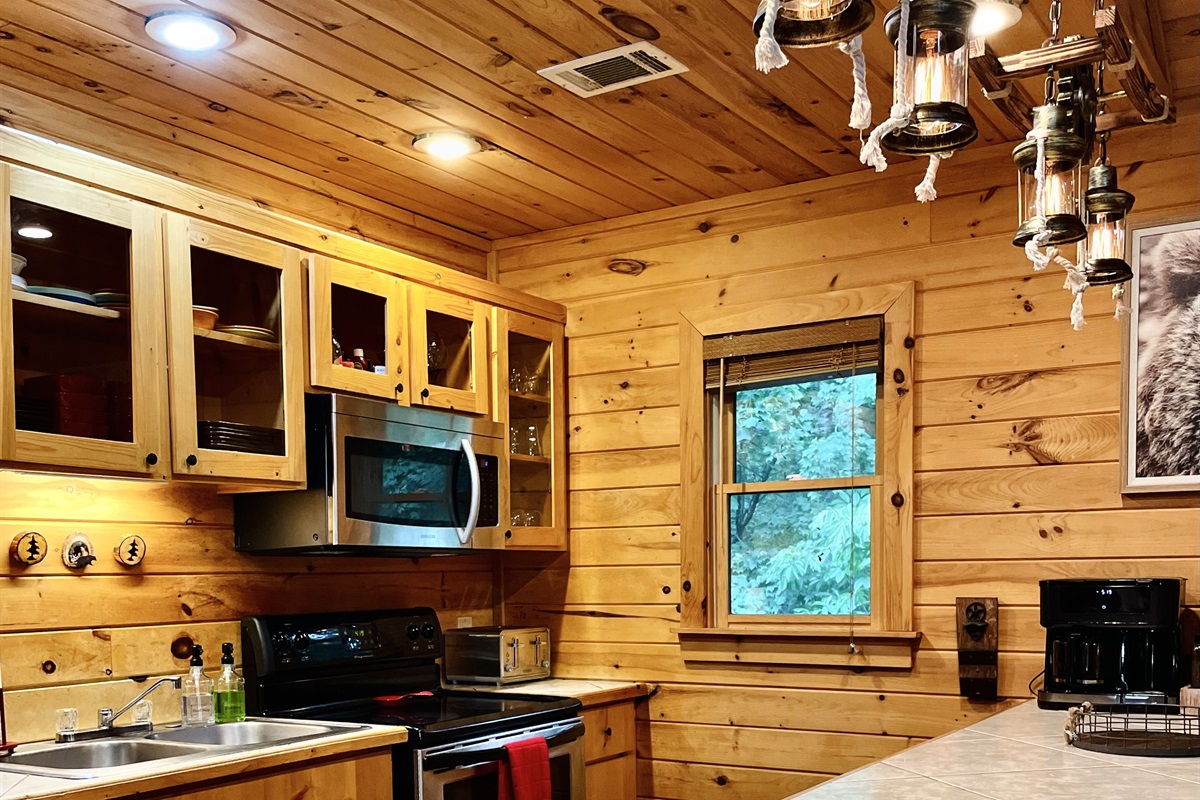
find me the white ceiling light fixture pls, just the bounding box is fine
[411,132,484,160]
[969,0,1022,37]
[145,11,237,52]
[16,224,53,240]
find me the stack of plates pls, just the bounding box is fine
[11,274,28,292]
[198,421,285,456]
[26,286,97,306]
[94,290,130,314]
[15,396,53,433]
[214,324,276,343]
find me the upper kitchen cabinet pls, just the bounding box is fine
[308,255,409,405]
[163,214,306,485]
[492,309,566,550]
[409,284,489,416]
[0,166,168,477]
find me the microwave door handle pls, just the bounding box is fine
[455,438,481,545]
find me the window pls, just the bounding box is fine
[678,284,917,668]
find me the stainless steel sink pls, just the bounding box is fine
[0,718,368,780]
[0,739,210,778]
[147,720,346,746]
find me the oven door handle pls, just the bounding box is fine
[423,722,584,773]
[455,437,481,545]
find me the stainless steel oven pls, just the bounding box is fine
[418,716,585,800]
[235,394,505,554]
[241,609,585,800]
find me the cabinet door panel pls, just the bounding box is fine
[493,308,566,550]
[409,284,488,415]
[309,256,408,404]
[1,166,167,477]
[164,213,306,485]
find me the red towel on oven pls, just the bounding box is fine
[497,737,552,800]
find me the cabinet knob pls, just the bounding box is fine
[505,530,512,539]
[145,452,158,466]
[603,727,613,737]
[186,454,198,467]
[420,388,429,398]
[395,382,404,394]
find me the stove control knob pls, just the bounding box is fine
[293,632,310,650]
[405,624,421,641]
[421,623,436,640]
[272,632,292,655]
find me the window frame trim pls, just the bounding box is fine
[678,282,916,666]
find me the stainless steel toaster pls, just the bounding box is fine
[443,626,551,685]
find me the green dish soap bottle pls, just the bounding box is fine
[214,642,246,723]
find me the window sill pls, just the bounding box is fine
[678,627,922,670]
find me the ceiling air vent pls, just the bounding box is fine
[537,42,688,98]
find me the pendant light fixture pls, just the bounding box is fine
[969,0,1021,36]
[752,0,875,49]
[880,0,978,155]
[1011,102,1088,248]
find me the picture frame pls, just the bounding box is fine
[1120,214,1200,493]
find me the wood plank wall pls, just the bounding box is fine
[0,472,495,742]
[494,112,1200,799]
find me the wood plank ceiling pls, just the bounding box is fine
[0,1,1193,249]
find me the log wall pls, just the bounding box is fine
[0,472,495,742]
[495,113,1200,799]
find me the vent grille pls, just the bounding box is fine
[537,42,688,97]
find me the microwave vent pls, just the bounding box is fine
[537,42,688,97]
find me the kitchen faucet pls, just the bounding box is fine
[55,677,182,743]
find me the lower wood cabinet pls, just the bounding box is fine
[136,750,391,800]
[582,699,637,800]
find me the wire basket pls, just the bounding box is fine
[1065,702,1200,757]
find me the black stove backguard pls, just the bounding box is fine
[242,607,444,718]
[1038,578,1185,709]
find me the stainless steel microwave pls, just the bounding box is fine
[235,394,504,555]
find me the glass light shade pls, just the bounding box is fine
[753,0,875,48]
[1012,104,1088,247]
[969,0,1021,36]
[1079,164,1135,284]
[882,0,978,154]
[144,11,236,52]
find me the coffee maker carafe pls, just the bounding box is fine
[1038,578,1185,709]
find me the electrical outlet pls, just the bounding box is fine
[457,616,473,628]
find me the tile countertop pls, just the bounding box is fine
[445,678,652,707]
[785,700,1200,800]
[0,723,406,800]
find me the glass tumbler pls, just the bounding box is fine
[522,424,541,457]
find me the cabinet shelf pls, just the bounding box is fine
[13,291,121,320]
[510,452,552,466]
[194,327,281,351]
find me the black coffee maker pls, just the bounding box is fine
[1038,578,1185,709]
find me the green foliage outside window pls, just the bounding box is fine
[725,374,877,616]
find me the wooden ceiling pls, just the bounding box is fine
[0,0,1194,268]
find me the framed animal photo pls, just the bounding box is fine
[1121,216,1200,493]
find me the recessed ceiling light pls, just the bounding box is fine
[412,132,484,160]
[970,0,1021,36]
[16,224,53,240]
[145,11,237,52]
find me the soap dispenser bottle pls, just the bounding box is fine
[214,642,246,723]
[180,644,215,727]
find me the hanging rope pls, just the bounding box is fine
[837,35,872,130]
[915,152,951,202]
[755,0,790,74]
[1112,284,1130,319]
[860,0,912,171]
[1063,265,1089,331]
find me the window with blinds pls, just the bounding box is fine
[705,316,883,624]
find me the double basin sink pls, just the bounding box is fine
[0,719,366,780]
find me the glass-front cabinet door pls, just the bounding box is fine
[0,165,167,476]
[409,284,488,415]
[308,255,408,404]
[492,309,566,549]
[163,213,306,484]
